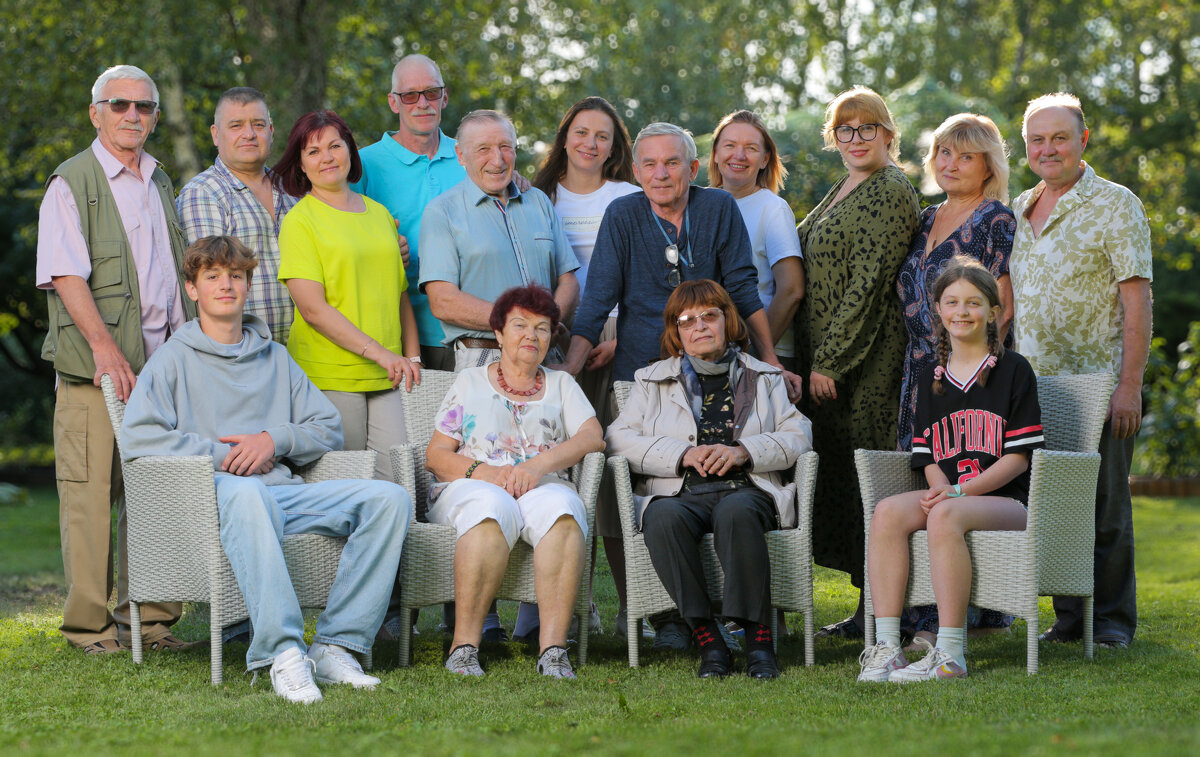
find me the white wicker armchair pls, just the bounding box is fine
[609,380,819,668]
[388,369,604,667]
[100,374,377,686]
[856,372,1113,674]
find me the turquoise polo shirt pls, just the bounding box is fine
[419,178,580,346]
[352,131,465,347]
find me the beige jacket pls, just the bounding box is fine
[606,352,813,529]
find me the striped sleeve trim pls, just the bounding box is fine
[1004,424,1044,450]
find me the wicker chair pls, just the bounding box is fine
[388,369,604,667]
[856,371,1113,674]
[608,380,819,668]
[100,374,377,685]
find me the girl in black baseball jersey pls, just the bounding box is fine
[858,257,1043,682]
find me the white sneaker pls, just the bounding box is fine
[537,645,576,679]
[446,644,484,676]
[857,641,908,682]
[270,646,323,704]
[309,642,381,689]
[888,639,967,682]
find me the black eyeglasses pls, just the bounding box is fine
[93,98,158,115]
[834,123,880,143]
[391,87,445,105]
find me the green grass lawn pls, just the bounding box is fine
[2,486,1198,756]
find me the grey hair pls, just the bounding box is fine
[91,65,159,105]
[392,54,444,90]
[214,86,270,124]
[634,122,697,164]
[1022,92,1087,138]
[456,109,517,143]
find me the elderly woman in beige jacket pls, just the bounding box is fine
[606,280,812,680]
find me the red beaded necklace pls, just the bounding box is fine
[497,364,543,397]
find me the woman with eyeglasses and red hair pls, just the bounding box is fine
[794,86,920,640]
[607,279,812,680]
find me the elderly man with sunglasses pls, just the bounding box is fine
[35,64,197,655]
[563,123,801,396]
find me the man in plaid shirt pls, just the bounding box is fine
[177,87,299,343]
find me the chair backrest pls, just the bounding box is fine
[100,374,126,447]
[1036,372,1114,453]
[613,380,633,413]
[397,369,459,517]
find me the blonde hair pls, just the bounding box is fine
[923,113,1011,203]
[708,110,788,194]
[821,86,900,161]
[1022,92,1087,139]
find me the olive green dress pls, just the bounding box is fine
[795,165,920,586]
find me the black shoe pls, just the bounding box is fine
[1038,625,1082,643]
[745,647,781,680]
[815,616,863,639]
[481,626,509,643]
[1094,632,1131,649]
[697,645,733,678]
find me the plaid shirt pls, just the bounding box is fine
[177,158,299,343]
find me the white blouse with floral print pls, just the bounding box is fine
[430,366,595,502]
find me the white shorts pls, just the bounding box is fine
[427,478,587,549]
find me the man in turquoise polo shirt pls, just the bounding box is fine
[353,54,464,371]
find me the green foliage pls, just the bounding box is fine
[2,1,1198,449]
[1135,323,1200,477]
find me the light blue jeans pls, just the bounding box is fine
[214,475,411,670]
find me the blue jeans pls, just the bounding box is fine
[214,476,411,670]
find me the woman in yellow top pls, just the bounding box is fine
[276,110,421,481]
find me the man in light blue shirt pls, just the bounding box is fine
[352,55,464,370]
[420,110,580,371]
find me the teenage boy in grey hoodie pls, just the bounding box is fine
[121,235,411,704]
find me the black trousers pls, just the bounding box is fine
[642,486,776,628]
[1052,420,1138,641]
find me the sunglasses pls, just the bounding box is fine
[676,308,723,331]
[665,244,682,288]
[93,98,158,115]
[391,87,445,105]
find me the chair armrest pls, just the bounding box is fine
[572,452,605,525]
[296,450,376,482]
[607,456,641,542]
[390,444,421,522]
[855,449,924,524]
[122,455,222,598]
[1026,449,1102,592]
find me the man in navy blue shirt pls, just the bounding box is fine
[562,122,800,397]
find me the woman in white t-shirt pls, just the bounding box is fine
[709,110,805,371]
[532,96,639,637]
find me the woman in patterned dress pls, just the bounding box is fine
[426,284,605,679]
[897,113,1015,451]
[795,87,920,638]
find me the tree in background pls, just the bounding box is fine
[2,0,1196,466]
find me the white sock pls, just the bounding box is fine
[935,626,966,667]
[875,617,901,649]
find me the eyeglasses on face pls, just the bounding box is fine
[93,98,158,116]
[834,123,880,143]
[391,87,445,105]
[675,308,723,331]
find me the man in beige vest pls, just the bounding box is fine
[36,65,197,654]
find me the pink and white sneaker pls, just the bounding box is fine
[889,639,967,682]
[857,641,908,682]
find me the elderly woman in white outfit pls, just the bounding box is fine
[426,284,605,680]
[607,279,812,680]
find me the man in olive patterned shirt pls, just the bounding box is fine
[1010,92,1153,649]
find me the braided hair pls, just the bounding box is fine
[930,256,1005,395]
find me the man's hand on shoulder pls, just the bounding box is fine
[219,431,277,476]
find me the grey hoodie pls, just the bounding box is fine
[121,315,343,486]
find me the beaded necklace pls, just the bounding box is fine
[496,364,543,397]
